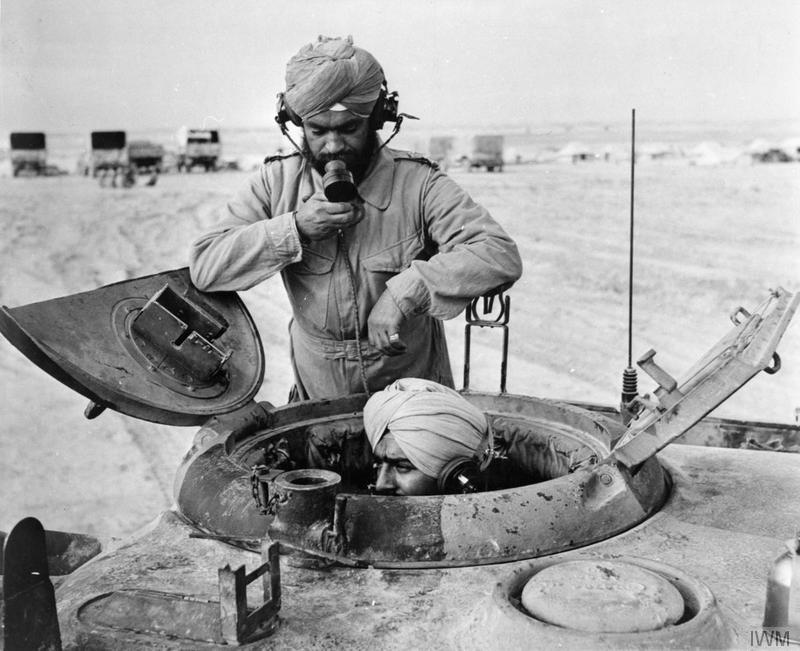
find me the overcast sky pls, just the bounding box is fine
[2,0,799,133]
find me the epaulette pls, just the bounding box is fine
[393,153,440,171]
[263,151,301,164]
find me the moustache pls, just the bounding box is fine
[316,151,357,164]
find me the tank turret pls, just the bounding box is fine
[1,274,798,648]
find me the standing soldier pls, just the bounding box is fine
[189,35,522,401]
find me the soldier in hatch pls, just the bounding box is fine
[361,378,575,496]
[189,35,522,402]
[273,378,571,496]
[363,378,494,495]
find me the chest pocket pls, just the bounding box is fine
[361,232,426,275]
[290,240,336,275]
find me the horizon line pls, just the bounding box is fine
[3,116,799,137]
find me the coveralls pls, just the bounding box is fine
[189,145,522,400]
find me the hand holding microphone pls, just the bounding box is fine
[294,161,363,241]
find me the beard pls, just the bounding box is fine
[302,131,378,183]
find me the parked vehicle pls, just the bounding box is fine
[127,140,165,173]
[469,134,504,172]
[89,131,127,177]
[10,132,47,176]
[429,136,455,169]
[176,128,221,172]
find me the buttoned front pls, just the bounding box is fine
[189,143,522,399]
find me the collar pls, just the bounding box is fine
[355,140,394,210]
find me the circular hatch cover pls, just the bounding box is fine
[0,267,264,426]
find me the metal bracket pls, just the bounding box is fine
[129,284,232,384]
[75,542,281,645]
[251,465,284,515]
[463,290,510,392]
[636,348,684,410]
[320,495,349,555]
[218,541,281,645]
[729,306,752,325]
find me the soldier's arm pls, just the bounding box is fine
[386,168,523,320]
[189,164,304,291]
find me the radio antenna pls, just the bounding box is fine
[620,109,639,424]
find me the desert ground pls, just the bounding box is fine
[1,159,798,542]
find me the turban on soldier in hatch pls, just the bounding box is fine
[284,35,385,122]
[363,378,489,479]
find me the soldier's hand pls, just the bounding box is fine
[295,192,364,241]
[368,291,408,356]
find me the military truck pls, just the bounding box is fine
[176,127,221,172]
[469,134,504,172]
[89,131,127,177]
[127,140,165,173]
[429,135,455,170]
[9,132,47,176]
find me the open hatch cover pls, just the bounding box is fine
[0,268,264,426]
[610,287,798,468]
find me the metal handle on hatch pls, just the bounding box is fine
[764,352,781,375]
[463,290,510,392]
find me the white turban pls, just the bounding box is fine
[363,378,488,478]
[284,35,384,122]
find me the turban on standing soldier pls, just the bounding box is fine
[189,35,523,401]
[284,35,384,122]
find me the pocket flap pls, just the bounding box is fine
[361,233,423,274]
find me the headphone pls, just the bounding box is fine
[275,80,400,132]
[437,457,484,494]
[436,420,497,494]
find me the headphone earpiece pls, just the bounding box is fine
[368,83,399,131]
[275,92,303,128]
[437,457,483,494]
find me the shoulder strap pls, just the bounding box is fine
[393,153,440,171]
[263,151,302,165]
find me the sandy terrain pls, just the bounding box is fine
[1,160,798,540]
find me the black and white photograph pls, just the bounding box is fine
[1,0,798,647]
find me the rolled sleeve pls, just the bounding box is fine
[385,267,432,318]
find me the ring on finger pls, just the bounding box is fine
[388,333,400,342]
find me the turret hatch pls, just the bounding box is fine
[0,268,264,426]
[610,287,798,467]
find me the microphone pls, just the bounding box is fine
[323,160,358,202]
